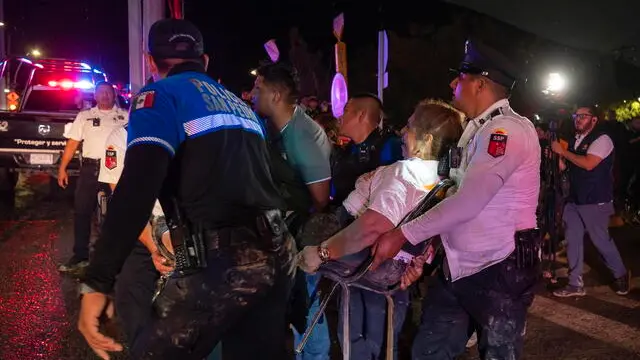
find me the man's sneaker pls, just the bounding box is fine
[614,271,631,296]
[552,285,586,297]
[58,258,89,273]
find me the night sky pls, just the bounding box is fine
[5,0,384,93]
[4,0,640,97]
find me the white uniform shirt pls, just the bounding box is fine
[575,132,614,159]
[64,106,129,159]
[343,158,441,262]
[99,126,164,216]
[401,99,541,281]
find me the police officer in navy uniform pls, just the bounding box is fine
[76,19,294,360]
[331,93,403,206]
[371,40,541,359]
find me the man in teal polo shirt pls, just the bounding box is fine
[254,62,332,360]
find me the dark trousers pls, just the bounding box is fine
[412,255,538,360]
[115,243,159,343]
[130,226,296,360]
[338,288,409,360]
[73,160,107,260]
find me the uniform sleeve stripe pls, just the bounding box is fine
[305,176,332,185]
[128,137,175,156]
[183,114,265,139]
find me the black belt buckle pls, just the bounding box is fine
[515,228,541,269]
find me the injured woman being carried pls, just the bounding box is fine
[298,98,464,280]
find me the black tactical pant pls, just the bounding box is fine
[73,159,108,260]
[128,225,296,360]
[115,243,158,343]
[412,253,539,360]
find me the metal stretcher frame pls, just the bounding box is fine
[295,178,455,360]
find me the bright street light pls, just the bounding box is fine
[249,69,257,76]
[0,22,5,27]
[543,72,566,95]
[30,49,42,57]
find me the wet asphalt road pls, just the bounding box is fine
[0,174,639,360]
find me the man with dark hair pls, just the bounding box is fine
[551,105,630,297]
[253,62,332,360]
[331,93,403,206]
[57,81,128,273]
[253,62,331,217]
[76,19,294,359]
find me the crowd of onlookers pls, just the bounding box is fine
[242,85,640,224]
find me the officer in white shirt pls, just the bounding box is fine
[371,40,541,359]
[57,82,128,272]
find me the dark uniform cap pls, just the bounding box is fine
[148,19,204,60]
[450,40,520,89]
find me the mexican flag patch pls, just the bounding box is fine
[133,90,156,111]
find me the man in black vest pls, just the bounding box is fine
[551,105,630,297]
[331,93,403,206]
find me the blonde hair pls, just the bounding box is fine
[411,99,464,160]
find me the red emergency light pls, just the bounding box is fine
[47,80,94,90]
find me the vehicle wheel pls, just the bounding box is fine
[0,168,18,192]
[0,169,17,210]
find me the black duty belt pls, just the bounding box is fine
[83,158,100,165]
[442,228,541,280]
[171,209,286,276]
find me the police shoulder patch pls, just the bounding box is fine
[105,145,117,170]
[487,128,508,158]
[132,90,156,111]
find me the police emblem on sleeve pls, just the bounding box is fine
[105,146,117,170]
[487,128,508,158]
[132,90,156,111]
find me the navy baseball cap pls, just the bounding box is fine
[450,40,520,89]
[148,19,204,59]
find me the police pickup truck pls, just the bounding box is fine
[0,57,128,190]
